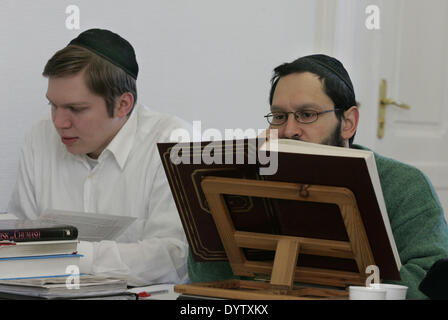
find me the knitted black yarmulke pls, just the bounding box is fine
[69,28,138,79]
[300,54,354,94]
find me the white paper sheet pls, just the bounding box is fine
[39,209,136,241]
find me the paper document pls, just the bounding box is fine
[0,275,129,298]
[39,209,136,241]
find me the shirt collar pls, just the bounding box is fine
[103,104,139,170]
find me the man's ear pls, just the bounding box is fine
[114,92,134,118]
[341,106,359,141]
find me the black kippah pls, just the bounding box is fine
[69,28,139,80]
[301,54,354,95]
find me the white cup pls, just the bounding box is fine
[369,283,408,300]
[349,286,387,300]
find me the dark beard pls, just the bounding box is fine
[288,120,346,147]
[320,120,345,147]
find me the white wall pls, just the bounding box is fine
[0,0,319,212]
[317,0,448,218]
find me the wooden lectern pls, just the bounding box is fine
[174,176,376,300]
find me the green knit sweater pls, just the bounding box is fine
[187,144,448,299]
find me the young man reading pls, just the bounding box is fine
[8,29,189,286]
[187,54,448,299]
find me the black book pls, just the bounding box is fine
[0,220,78,242]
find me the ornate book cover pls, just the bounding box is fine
[157,138,400,281]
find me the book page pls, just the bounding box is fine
[39,209,136,242]
[261,138,373,158]
[0,274,127,288]
[363,156,401,269]
[0,275,129,298]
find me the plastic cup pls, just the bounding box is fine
[369,283,408,300]
[349,286,387,300]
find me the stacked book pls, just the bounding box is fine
[0,275,136,300]
[0,219,80,280]
[0,219,136,299]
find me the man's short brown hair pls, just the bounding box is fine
[43,45,137,117]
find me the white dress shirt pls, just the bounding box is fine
[8,104,190,286]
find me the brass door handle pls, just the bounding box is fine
[377,79,411,139]
[380,98,410,109]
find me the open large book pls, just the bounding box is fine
[157,138,401,281]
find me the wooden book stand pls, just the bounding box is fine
[174,176,376,300]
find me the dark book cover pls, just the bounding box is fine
[157,138,400,281]
[0,220,78,242]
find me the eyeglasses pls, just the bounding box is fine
[264,109,340,126]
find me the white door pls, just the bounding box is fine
[315,0,448,219]
[373,0,448,220]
